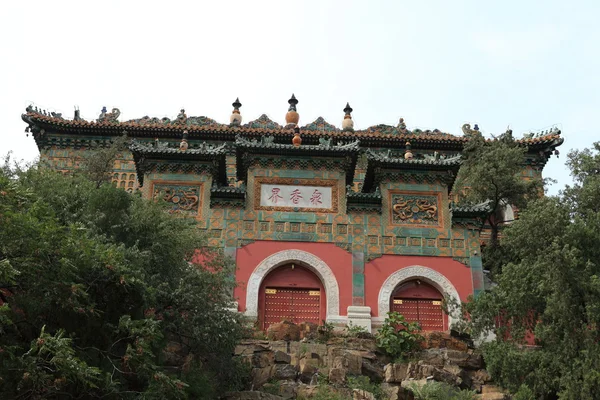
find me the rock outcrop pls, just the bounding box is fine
[226,325,504,399]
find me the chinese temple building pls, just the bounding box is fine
[21,96,563,332]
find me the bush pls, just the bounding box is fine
[347,376,384,399]
[0,166,245,398]
[408,381,477,400]
[375,311,423,359]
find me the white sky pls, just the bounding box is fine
[1,0,598,195]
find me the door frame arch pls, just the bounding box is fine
[245,249,341,322]
[377,266,461,328]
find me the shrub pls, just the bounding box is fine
[347,376,384,399]
[408,381,477,400]
[375,311,423,359]
[345,322,368,337]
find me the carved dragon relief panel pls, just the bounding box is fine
[389,191,441,227]
[152,182,203,216]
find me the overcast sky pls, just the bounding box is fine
[1,0,598,194]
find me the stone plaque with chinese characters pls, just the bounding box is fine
[255,178,338,212]
[390,193,440,226]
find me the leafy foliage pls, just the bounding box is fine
[462,142,600,399]
[375,311,423,359]
[455,131,542,275]
[0,163,245,398]
[347,375,384,399]
[407,381,477,400]
[80,134,130,188]
[297,385,347,400]
[345,322,369,337]
[317,320,335,343]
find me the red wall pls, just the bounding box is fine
[235,242,474,319]
[235,241,353,315]
[365,255,473,317]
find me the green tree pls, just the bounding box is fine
[80,134,130,188]
[462,143,600,399]
[456,131,541,246]
[0,163,246,398]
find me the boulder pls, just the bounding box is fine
[419,349,445,367]
[381,383,415,400]
[273,364,297,381]
[384,363,409,383]
[353,389,376,400]
[362,359,384,383]
[468,369,492,390]
[329,348,363,375]
[278,381,299,399]
[296,383,319,398]
[479,386,509,400]
[400,378,428,390]
[299,358,319,374]
[432,366,462,387]
[298,321,320,339]
[262,381,298,399]
[405,362,435,381]
[251,365,275,388]
[446,349,484,370]
[274,350,291,364]
[298,358,319,383]
[421,331,469,351]
[480,395,509,400]
[267,321,301,341]
[292,342,327,362]
[252,351,275,368]
[221,391,285,400]
[328,367,347,384]
[234,341,271,356]
[359,350,378,360]
[443,364,471,389]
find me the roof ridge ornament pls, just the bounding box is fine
[285,94,299,127]
[404,141,414,159]
[97,106,120,123]
[176,109,187,125]
[397,117,407,131]
[179,130,189,151]
[230,97,242,126]
[461,123,480,137]
[292,126,302,147]
[342,102,354,132]
[301,116,339,132]
[243,114,282,130]
[319,137,332,147]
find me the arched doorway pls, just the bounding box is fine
[391,280,447,331]
[258,263,326,330]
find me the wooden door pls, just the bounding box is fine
[263,287,321,330]
[392,298,444,331]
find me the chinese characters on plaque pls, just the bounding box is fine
[260,184,333,210]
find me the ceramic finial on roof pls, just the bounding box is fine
[398,117,406,131]
[179,130,189,152]
[230,97,242,126]
[404,141,414,159]
[342,102,354,131]
[177,109,187,125]
[461,123,481,137]
[285,94,299,126]
[292,126,302,147]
